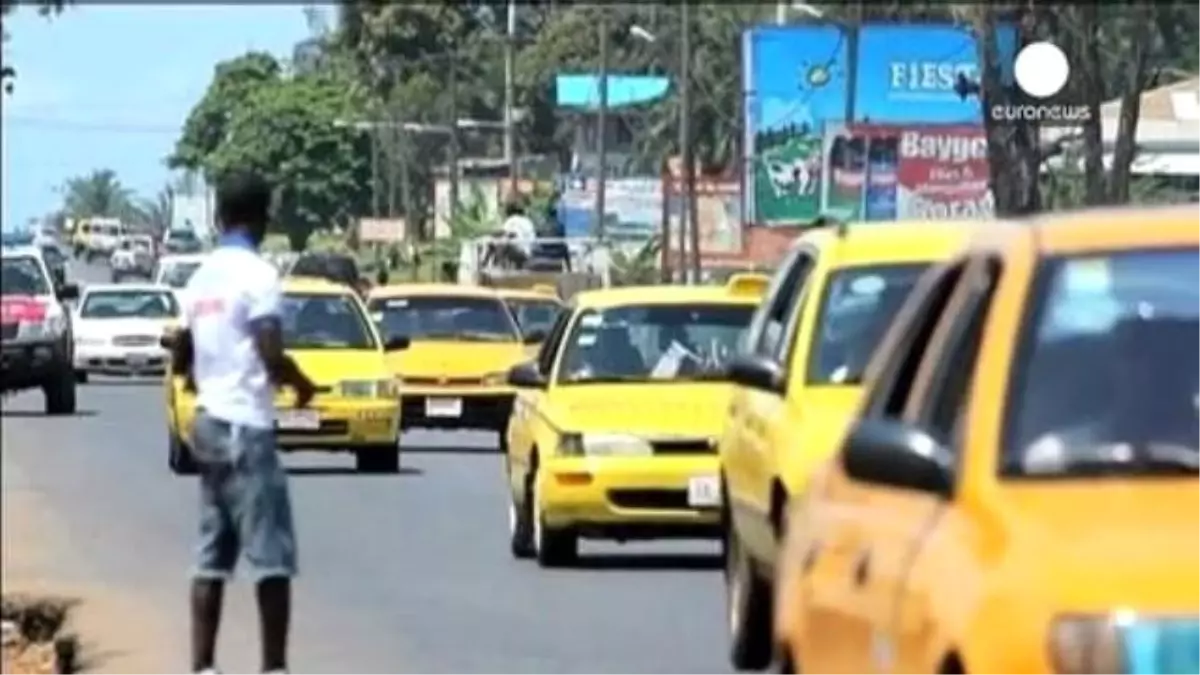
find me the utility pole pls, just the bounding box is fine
[594,10,609,241]
[386,120,397,218]
[370,128,381,217]
[448,46,461,234]
[681,0,701,284]
[504,0,518,193]
[844,0,862,123]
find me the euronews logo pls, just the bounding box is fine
[990,41,1095,126]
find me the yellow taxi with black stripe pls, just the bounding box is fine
[503,274,769,567]
[164,276,410,475]
[365,283,540,443]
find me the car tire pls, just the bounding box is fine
[508,466,535,559]
[355,445,400,474]
[726,526,775,670]
[43,366,77,416]
[532,470,577,567]
[75,370,88,384]
[168,432,199,476]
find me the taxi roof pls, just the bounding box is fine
[368,282,500,300]
[282,276,357,295]
[573,283,761,310]
[797,219,980,268]
[494,287,562,302]
[971,203,1199,257]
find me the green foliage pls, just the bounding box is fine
[610,237,662,287]
[59,169,139,222]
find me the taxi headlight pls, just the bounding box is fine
[1049,614,1200,674]
[339,379,397,399]
[559,433,654,458]
[481,371,508,386]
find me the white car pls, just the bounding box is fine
[152,253,207,290]
[1,245,79,413]
[110,235,155,281]
[72,283,179,382]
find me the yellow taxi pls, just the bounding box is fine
[495,286,564,350]
[503,275,768,567]
[718,220,978,669]
[165,276,410,475]
[365,283,538,443]
[774,205,1200,674]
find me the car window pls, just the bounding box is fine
[505,299,562,336]
[80,290,178,319]
[806,263,929,385]
[367,295,519,343]
[1004,247,1199,477]
[1,256,51,296]
[281,293,376,350]
[292,255,359,286]
[538,308,574,374]
[40,246,65,267]
[749,249,815,361]
[556,303,755,384]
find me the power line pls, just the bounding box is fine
[1,115,181,134]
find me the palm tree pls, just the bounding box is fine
[60,169,138,221]
[136,186,173,238]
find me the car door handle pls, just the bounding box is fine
[853,550,871,586]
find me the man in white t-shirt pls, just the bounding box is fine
[500,202,536,265]
[168,172,315,674]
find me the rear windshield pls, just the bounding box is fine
[368,295,518,342]
[292,255,359,285]
[1,256,51,296]
[80,290,178,319]
[281,293,376,350]
[505,298,563,336]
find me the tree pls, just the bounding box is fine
[1,0,69,95]
[135,186,174,238]
[60,169,138,221]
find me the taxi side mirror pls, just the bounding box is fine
[727,354,785,395]
[507,361,546,389]
[522,329,547,345]
[841,419,953,498]
[384,336,411,352]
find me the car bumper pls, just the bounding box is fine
[1,339,68,390]
[398,386,514,431]
[174,398,401,450]
[75,344,168,375]
[538,455,722,538]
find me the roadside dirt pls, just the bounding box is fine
[2,480,177,673]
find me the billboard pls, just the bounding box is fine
[559,177,661,243]
[821,124,993,221]
[665,178,744,258]
[743,23,1015,226]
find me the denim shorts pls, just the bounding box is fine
[190,409,297,582]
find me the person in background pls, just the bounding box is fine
[500,201,536,269]
[169,171,316,674]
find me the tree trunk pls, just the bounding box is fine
[1107,4,1154,204]
[1077,5,1108,206]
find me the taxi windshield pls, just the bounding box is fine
[1,257,51,296]
[368,295,518,342]
[281,293,376,350]
[557,303,754,384]
[505,298,562,336]
[1005,247,1199,478]
[807,264,928,385]
[160,261,202,289]
[80,290,178,319]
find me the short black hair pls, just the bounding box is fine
[504,201,524,217]
[216,171,272,229]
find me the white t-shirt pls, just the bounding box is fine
[181,245,283,429]
[501,215,537,255]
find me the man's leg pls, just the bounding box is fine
[191,414,240,672]
[232,425,298,673]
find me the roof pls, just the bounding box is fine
[81,283,174,295]
[1,245,42,259]
[796,220,980,268]
[368,283,501,301]
[573,283,762,310]
[283,276,357,295]
[976,204,1200,256]
[159,253,208,264]
[494,287,563,302]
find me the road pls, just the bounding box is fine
[1,260,730,674]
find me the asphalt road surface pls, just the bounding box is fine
[0,260,729,674]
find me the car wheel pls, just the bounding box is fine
[726,526,775,670]
[43,366,77,416]
[168,432,199,476]
[532,469,577,567]
[355,445,399,473]
[508,465,535,559]
[74,370,88,384]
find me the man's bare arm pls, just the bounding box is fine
[249,317,316,406]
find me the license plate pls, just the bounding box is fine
[687,475,721,508]
[277,409,320,430]
[425,397,463,418]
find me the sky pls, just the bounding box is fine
[1,4,313,229]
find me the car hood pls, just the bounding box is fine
[1001,480,1200,612]
[384,340,527,379]
[289,349,391,387]
[549,383,734,437]
[75,317,173,340]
